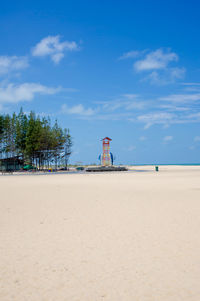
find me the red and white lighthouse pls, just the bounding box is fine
[101,137,112,166]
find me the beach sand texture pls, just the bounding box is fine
[1,166,200,301]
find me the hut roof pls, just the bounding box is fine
[0,156,24,164]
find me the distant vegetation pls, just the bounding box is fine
[0,108,72,170]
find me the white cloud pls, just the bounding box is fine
[125,145,136,151]
[103,100,144,112]
[119,50,141,60]
[123,94,138,99]
[0,56,28,75]
[163,135,173,143]
[139,136,146,141]
[159,104,189,112]
[95,112,132,121]
[194,136,200,142]
[137,112,175,129]
[61,104,95,116]
[99,95,145,113]
[134,48,178,72]
[127,145,136,151]
[160,93,200,103]
[0,82,60,103]
[118,48,185,85]
[170,67,185,80]
[62,88,199,126]
[136,108,200,128]
[32,35,78,64]
[125,102,145,110]
[187,112,200,119]
[182,82,200,86]
[144,71,160,83]
[142,67,185,85]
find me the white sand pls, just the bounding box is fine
[1,166,200,301]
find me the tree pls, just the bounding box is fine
[63,129,72,170]
[0,109,72,170]
[15,108,28,159]
[50,120,63,169]
[0,115,4,159]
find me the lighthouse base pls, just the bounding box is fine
[86,166,127,172]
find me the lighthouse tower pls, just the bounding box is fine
[101,137,112,166]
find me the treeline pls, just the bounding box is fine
[0,108,72,170]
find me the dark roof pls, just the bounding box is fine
[102,137,112,141]
[0,156,24,163]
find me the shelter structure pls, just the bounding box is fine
[0,156,24,172]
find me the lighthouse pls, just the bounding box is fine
[101,137,113,166]
[86,137,127,171]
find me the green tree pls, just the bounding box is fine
[25,112,43,166]
[15,108,28,159]
[51,120,65,169]
[0,109,72,171]
[63,129,72,170]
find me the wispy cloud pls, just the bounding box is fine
[160,93,200,103]
[61,104,96,116]
[98,94,146,113]
[118,50,141,60]
[61,87,200,126]
[180,82,200,92]
[187,112,200,120]
[163,135,173,143]
[134,48,178,72]
[137,112,175,129]
[142,67,185,85]
[159,104,189,112]
[0,56,29,75]
[0,82,60,103]
[120,47,185,85]
[170,67,186,79]
[32,35,79,64]
[157,91,200,121]
[125,145,136,151]
[119,48,178,71]
[194,136,200,142]
[189,146,195,150]
[136,106,200,128]
[181,82,200,86]
[122,94,138,99]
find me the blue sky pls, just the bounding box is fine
[0,0,200,164]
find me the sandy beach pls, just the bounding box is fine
[1,166,200,301]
